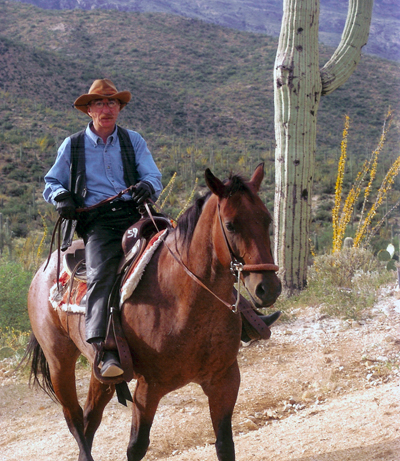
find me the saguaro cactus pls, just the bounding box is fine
[0,213,13,258]
[0,213,3,255]
[274,0,373,295]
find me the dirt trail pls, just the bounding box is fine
[1,284,399,461]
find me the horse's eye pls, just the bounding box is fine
[225,222,235,233]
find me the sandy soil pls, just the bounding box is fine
[1,284,399,461]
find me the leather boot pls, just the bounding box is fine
[259,310,282,327]
[100,350,124,378]
[91,339,124,378]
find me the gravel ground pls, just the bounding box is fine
[1,284,399,461]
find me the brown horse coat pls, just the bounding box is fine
[28,164,281,461]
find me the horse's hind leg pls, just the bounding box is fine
[83,373,115,450]
[127,377,163,461]
[41,337,96,461]
[202,362,240,461]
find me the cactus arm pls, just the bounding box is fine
[320,0,374,96]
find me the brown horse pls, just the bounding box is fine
[27,164,281,461]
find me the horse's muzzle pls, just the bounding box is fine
[245,272,282,307]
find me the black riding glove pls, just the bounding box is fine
[54,191,77,220]
[131,181,153,204]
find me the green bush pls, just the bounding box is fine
[307,248,394,319]
[309,247,381,288]
[0,259,32,331]
[275,247,395,320]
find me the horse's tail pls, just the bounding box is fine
[19,333,59,403]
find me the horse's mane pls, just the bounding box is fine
[176,173,251,251]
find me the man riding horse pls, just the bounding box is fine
[43,79,163,377]
[43,78,280,379]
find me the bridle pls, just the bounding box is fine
[45,188,279,313]
[146,201,279,313]
[216,203,279,311]
[216,203,279,273]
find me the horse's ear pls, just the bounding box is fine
[250,163,265,192]
[205,168,226,198]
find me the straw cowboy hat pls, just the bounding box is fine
[73,78,131,115]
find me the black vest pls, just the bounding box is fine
[60,126,137,250]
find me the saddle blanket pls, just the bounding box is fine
[49,229,167,313]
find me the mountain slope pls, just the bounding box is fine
[9,0,400,62]
[0,1,399,241]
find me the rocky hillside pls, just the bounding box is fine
[10,0,400,61]
[1,1,399,245]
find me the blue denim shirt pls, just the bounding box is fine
[43,123,162,207]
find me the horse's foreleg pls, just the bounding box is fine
[83,373,115,450]
[202,362,240,461]
[127,377,163,461]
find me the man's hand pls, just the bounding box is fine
[131,181,153,204]
[54,191,77,220]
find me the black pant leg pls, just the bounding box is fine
[82,208,139,343]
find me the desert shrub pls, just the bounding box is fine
[306,247,394,318]
[275,247,395,319]
[0,326,30,361]
[309,247,381,288]
[332,111,400,252]
[7,184,27,197]
[0,259,32,331]
[314,209,332,222]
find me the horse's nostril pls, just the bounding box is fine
[254,278,282,306]
[255,283,266,300]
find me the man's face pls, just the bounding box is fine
[87,98,121,132]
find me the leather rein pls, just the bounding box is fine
[43,186,136,283]
[45,188,279,313]
[144,201,279,313]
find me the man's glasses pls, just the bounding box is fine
[90,100,120,110]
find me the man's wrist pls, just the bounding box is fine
[54,191,71,202]
[141,181,155,194]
